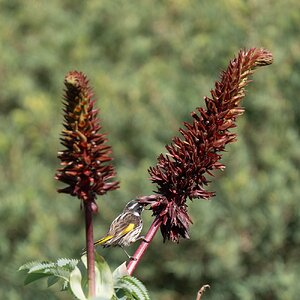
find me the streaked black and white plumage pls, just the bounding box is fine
[92,200,144,257]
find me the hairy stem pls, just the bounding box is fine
[84,202,95,297]
[127,217,162,275]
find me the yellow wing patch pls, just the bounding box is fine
[94,223,135,246]
[94,235,113,246]
[120,223,135,235]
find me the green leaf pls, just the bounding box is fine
[94,252,115,299]
[76,256,88,294]
[28,262,55,273]
[57,258,79,269]
[70,266,87,300]
[19,261,43,271]
[47,275,59,287]
[80,254,88,269]
[116,275,150,300]
[92,297,118,300]
[19,258,79,292]
[113,262,129,283]
[19,261,53,272]
[24,272,50,285]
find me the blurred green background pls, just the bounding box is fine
[1,0,299,299]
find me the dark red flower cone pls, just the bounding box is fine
[55,71,119,206]
[143,48,273,242]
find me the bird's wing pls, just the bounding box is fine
[108,213,140,243]
[119,223,135,235]
[94,235,114,246]
[94,212,139,247]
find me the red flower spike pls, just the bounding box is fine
[55,71,119,205]
[147,48,273,242]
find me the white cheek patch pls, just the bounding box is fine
[133,211,140,217]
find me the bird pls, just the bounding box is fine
[84,200,145,258]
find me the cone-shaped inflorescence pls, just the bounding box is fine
[56,71,119,206]
[146,48,273,242]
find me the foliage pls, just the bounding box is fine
[19,254,149,300]
[1,0,300,299]
[19,258,79,290]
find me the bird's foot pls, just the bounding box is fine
[137,235,150,243]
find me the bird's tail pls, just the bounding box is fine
[81,235,113,255]
[93,235,113,246]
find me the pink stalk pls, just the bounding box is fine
[84,202,96,297]
[127,218,162,275]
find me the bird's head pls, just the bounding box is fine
[124,200,145,216]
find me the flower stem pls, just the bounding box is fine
[84,201,96,298]
[196,285,210,300]
[127,217,162,275]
